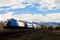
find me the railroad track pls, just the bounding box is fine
[0,29,38,38]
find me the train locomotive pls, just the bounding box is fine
[4,18,35,29]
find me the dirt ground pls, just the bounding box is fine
[1,29,60,40]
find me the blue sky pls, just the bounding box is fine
[0,0,60,22]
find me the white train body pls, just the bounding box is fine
[26,22,34,28]
[33,24,37,29]
[33,23,41,29]
[17,20,25,27]
[3,19,40,29]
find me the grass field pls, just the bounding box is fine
[52,30,60,36]
[0,29,60,40]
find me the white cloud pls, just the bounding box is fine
[10,3,31,9]
[0,12,14,21]
[0,15,2,21]
[45,13,60,22]
[55,0,60,7]
[13,13,34,22]
[26,0,60,10]
[0,12,60,22]
[0,0,60,10]
[0,0,60,22]
[12,13,60,22]
[0,0,16,6]
[0,0,31,9]
[36,0,60,10]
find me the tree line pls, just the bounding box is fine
[40,24,60,30]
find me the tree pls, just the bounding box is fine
[48,26,54,30]
[41,25,47,29]
[55,24,60,30]
[55,27,59,30]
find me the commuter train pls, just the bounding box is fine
[3,18,40,30]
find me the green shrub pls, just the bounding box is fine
[48,26,54,30]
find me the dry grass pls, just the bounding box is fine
[52,30,60,35]
[0,23,4,31]
[0,29,60,40]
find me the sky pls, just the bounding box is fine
[0,0,60,22]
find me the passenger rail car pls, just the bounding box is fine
[25,22,34,29]
[3,19,35,29]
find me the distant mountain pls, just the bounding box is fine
[32,22,60,27]
[40,22,60,27]
[32,22,41,25]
